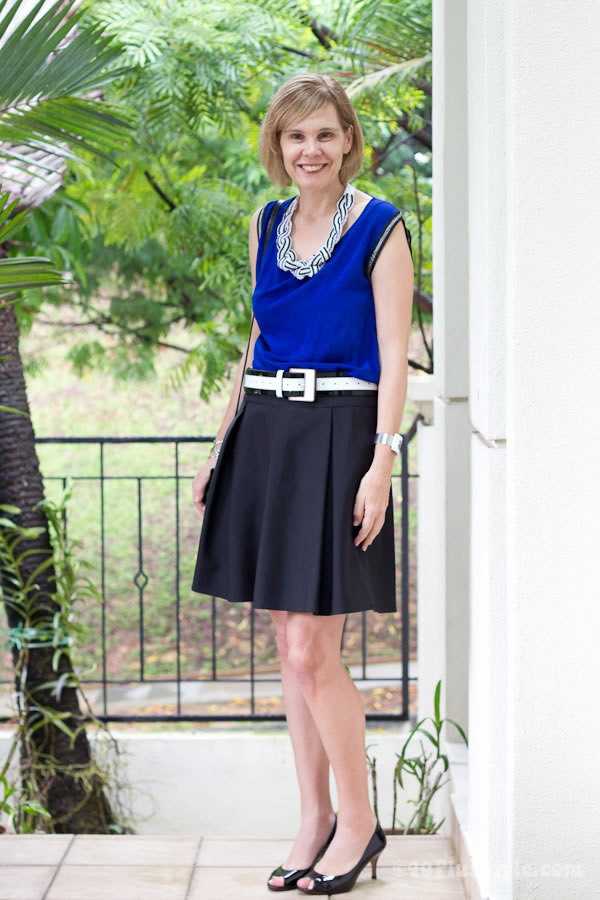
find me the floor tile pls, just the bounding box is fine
[0,835,72,866]
[195,835,457,868]
[63,834,200,866]
[196,836,295,867]
[188,866,292,899]
[46,864,191,900]
[362,868,467,898]
[188,865,467,899]
[0,864,56,899]
[375,835,458,866]
[0,834,465,900]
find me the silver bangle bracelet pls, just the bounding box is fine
[373,432,403,455]
[208,438,223,460]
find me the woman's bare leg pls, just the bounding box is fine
[283,612,377,891]
[268,610,336,889]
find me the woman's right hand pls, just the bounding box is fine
[192,458,217,516]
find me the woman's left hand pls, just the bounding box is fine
[352,464,392,551]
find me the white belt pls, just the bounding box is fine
[244,367,378,402]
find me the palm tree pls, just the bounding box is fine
[0,0,131,832]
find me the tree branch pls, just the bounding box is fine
[308,17,339,48]
[143,169,177,211]
[92,319,191,353]
[278,44,315,59]
[40,299,193,353]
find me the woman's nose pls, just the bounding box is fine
[303,140,321,155]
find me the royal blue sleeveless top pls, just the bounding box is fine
[251,194,410,384]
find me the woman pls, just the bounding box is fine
[191,72,414,894]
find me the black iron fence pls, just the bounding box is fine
[0,414,422,724]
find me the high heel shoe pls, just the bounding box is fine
[295,816,386,895]
[267,814,338,892]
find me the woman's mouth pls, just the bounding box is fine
[298,163,327,173]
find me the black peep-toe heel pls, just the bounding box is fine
[267,814,338,892]
[295,816,386,895]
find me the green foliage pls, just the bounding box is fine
[367,679,467,834]
[326,0,432,135]
[15,0,433,396]
[0,191,65,295]
[0,488,136,834]
[0,0,133,296]
[0,772,51,834]
[0,0,132,176]
[90,0,309,134]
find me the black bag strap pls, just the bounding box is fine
[234,200,282,414]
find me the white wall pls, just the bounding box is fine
[465,0,510,896]
[426,0,471,742]
[461,0,600,897]
[0,727,437,837]
[503,1,600,897]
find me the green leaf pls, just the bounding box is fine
[0,517,18,529]
[0,257,65,295]
[0,0,133,179]
[0,191,27,242]
[443,717,469,747]
[413,726,438,747]
[0,405,29,415]
[433,679,441,728]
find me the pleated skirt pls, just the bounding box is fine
[191,373,397,616]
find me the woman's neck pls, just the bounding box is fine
[295,180,349,220]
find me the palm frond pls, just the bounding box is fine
[0,187,64,294]
[0,0,128,104]
[0,256,64,294]
[0,0,132,185]
[0,98,130,160]
[345,54,432,97]
[0,189,26,239]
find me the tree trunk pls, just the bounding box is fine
[0,297,116,833]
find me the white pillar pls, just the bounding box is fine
[465,1,510,897]
[424,0,470,737]
[504,1,600,896]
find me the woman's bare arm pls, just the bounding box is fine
[351,220,414,549]
[370,220,414,466]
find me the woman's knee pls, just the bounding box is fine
[286,625,335,684]
[269,610,290,659]
[286,641,325,684]
[270,611,344,678]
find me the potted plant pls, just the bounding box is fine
[367,679,468,834]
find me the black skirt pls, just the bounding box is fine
[191,372,396,616]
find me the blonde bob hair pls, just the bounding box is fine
[258,73,364,188]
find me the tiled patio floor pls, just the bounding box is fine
[0,833,468,899]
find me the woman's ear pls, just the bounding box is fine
[344,124,354,154]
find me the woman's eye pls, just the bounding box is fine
[288,132,333,140]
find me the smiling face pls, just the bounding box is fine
[279,101,354,188]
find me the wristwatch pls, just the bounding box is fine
[373,432,403,455]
